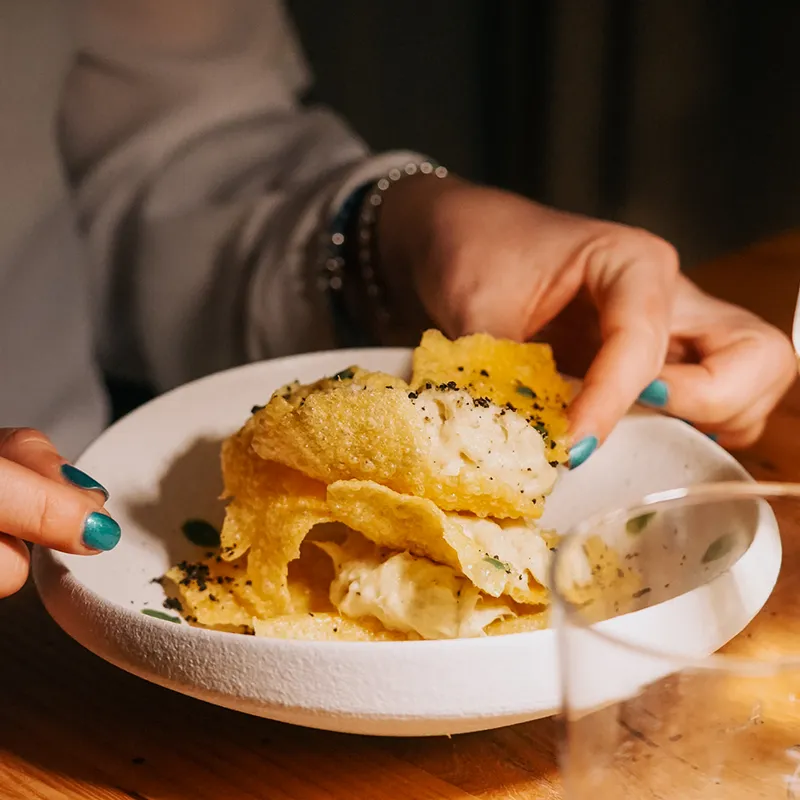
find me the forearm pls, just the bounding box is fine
[60,0,425,388]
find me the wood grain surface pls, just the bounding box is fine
[1,233,798,800]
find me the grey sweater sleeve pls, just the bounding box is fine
[59,0,423,390]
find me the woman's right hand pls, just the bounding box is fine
[0,428,120,598]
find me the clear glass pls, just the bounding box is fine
[553,481,800,799]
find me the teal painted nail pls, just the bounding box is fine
[61,464,109,500]
[638,379,669,408]
[82,512,121,552]
[569,436,598,469]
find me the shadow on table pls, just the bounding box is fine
[0,585,558,800]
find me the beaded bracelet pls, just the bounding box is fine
[320,161,448,348]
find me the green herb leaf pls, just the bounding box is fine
[626,512,656,535]
[702,534,735,564]
[181,519,220,548]
[141,609,181,623]
[484,555,511,572]
[516,385,535,398]
[332,368,355,381]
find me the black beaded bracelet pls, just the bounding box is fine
[319,161,448,348]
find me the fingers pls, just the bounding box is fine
[0,428,108,500]
[653,325,796,448]
[567,233,678,459]
[0,428,119,555]
[0,456,120,553]
[0,534,30,598]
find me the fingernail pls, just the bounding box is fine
[569,436,598,469]
[82,512,121,552]
[637,379,669,408]
[61,464,109,500]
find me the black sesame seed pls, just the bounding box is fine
[163,597,183,612]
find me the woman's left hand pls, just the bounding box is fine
[378,176,796,461]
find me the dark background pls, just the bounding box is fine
[289,0,800,267]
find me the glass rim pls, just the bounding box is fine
[550,480,800,676]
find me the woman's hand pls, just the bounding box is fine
[0,428,119,598]
[379,176,796,464]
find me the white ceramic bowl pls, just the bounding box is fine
[33,349,780,737]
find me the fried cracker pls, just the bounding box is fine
[412,329,572,463]
[327,480,551,605]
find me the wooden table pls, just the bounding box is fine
[1,234,798,800]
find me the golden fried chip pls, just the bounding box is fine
[286,538,339,614]
[316,534,516,640]
[253,612,406,641]
[251,365,557,519]
[327,480,551,606]
[162,555,270,631]
[215,412,335,615]
[412,329,572,463]
[244,503,334,617]
[487,606,550,636]
[556,535,641,622]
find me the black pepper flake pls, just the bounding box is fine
[163,597,183,612]
[438,383,448,391]
[245,580,253,586]
[474,396,491,408]
[505,402,517,412]
[457,366,464,371]
[425,382,432,389]
[480,369,489,377]
[446,381,458,390]
[548,460,559,468]
[408,391,418,399]
[208,594,218,602]
[250,404,265,414]
[385,385,393,390]
[550,440,557,449]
